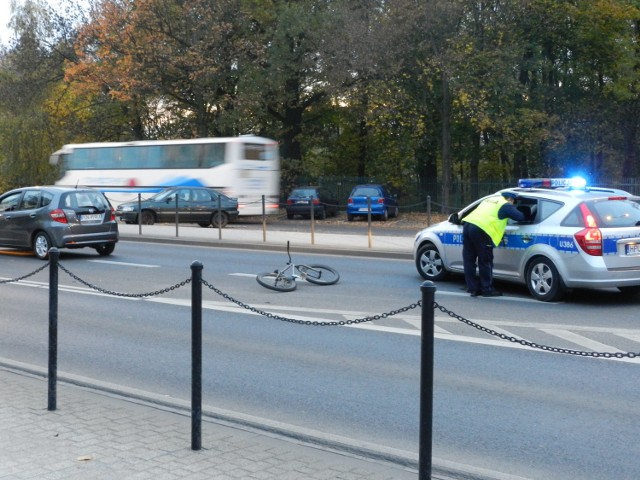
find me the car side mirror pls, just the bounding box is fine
[448,212,460,225]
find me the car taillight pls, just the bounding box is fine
[312,198,320,204]
[575,203,602,255]
[110,207,116,222]
[287,199,294,205]
[348,198,353,204]
[377,198,384,204]
[49,208,68,224]
[575,228,602,256]
[579,203,597,227]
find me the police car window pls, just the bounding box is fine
[537,199,563,222]
[590,199,640,228]
[562,208,582,227]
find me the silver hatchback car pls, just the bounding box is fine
[413,178,640,301]
[0,186,119,259]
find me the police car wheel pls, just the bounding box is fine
[525,257,565,302]
[416,244,447,281]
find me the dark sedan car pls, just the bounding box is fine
[0,186,119,259]
[285,186,339,219]
[116,186,239,228]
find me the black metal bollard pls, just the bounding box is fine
[191,261,203,450]
[419,281,436,479]
[48,248,60,411]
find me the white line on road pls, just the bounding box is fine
[89,260,160,268]
[539,329,625,353]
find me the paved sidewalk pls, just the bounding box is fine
[1,364,425,480]
[117,222,415,258]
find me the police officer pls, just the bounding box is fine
[462,191,525,297]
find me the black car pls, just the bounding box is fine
[116,186,239,228]
[0,186,119,259]
[285,186,339,219]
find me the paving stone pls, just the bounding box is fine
[0,367,422,479]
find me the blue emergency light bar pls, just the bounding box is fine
[518,177,587,189]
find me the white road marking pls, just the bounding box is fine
[3,276,639,362]
[89,260,160,268]
[539,329,625,353]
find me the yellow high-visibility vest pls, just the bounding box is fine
[463,196,508,246]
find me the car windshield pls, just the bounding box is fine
[151,189,178,201]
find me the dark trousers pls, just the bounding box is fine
[462,222,495,294]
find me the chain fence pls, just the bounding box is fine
[0,261,50,284]
[1,260,638,359]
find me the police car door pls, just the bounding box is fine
[492,198,539,280]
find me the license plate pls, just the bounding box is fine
[358,208,370,212]
[296,200,309,204]
[625,243,640,256]
[80,214,102,222]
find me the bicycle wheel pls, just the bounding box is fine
[299,265,340,285]
[256,272,297,292]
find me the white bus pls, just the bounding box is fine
[49,136,280,216]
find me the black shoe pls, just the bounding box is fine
[481,290,503,297]
[470,291,480,297]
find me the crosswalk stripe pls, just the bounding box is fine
[540,329,624,353]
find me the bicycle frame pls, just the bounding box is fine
[256,241,340,292]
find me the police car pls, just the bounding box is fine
[413,178,640,301]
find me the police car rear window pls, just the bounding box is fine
[589,199,640,228]
[563,199,640,228]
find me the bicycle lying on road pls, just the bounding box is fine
[256,241,340,292]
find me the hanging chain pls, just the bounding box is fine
[433,301,638,359]
[0,262,51,284]
[201,277,421,326]
[58,263,191,298]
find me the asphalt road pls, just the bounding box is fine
[1,241,640,480]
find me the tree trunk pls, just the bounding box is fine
[441,70,452,213]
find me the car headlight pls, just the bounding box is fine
[120,206,134,212]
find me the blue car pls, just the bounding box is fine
[346,184,399,221]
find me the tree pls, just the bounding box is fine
[67,0,261,139]
[0,0,82,190]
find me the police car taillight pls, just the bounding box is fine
[575,228,602,256]
[575,203,602,255]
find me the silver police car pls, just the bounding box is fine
[413,178,640,301]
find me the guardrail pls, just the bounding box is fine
[2,254,638,479]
